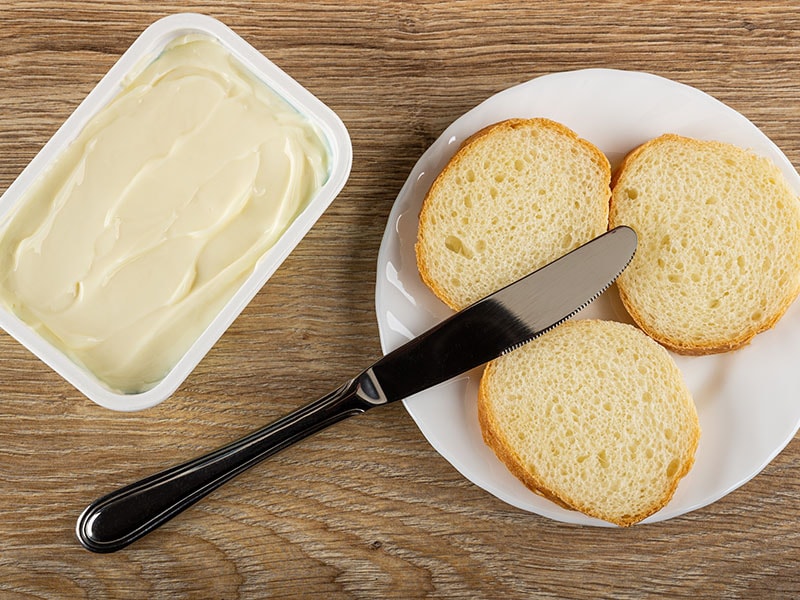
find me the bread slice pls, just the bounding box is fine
[609,134,800,354]
[416,118,610,310]
[478,319,699,527]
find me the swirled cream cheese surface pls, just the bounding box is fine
[0,35,329,393]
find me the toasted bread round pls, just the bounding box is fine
[478,319,699,527]
[609,134,800,354]
[416,118,610,310]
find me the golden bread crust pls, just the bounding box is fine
[416,118,610,310]
[610,134,800,355]
[477,320,700,527]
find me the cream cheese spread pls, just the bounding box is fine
[0,35,329,393]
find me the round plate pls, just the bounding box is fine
[374,68,800,526]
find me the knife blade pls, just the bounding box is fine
[76,225,637,553]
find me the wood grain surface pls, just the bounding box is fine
[1,1,798,598]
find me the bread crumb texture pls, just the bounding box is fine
[416,118,610,310]
[610,134,800,354]
[478,319,699,526]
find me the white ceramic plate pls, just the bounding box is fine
[374,68,800,526]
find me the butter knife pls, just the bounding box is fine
[76,225,637,552]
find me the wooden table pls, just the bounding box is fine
[1,2,798,598]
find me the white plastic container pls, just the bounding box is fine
[0,13,352,411]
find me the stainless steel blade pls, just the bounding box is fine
[362,225,637,404]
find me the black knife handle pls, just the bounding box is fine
[76,376,374,553]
